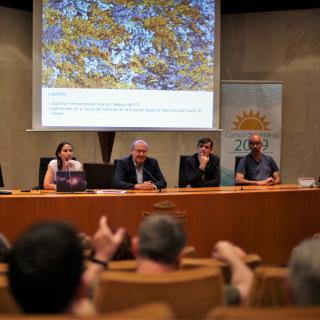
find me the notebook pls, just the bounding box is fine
[56,171,86,192]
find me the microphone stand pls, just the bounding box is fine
[141,165,162,192]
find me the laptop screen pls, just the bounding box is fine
[56,171,86,192]
[83,163,114,189]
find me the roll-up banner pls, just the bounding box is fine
[221,81,282,185]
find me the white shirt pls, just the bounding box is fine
[48,159,82,183]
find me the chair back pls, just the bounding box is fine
[248,266,290,307]
[182,246,197,258]
[83,163,114,189]
[0,303,174,319]
[102,302,174,319]
[38,157,54,189]
[0,264,8,274]
[0,164,3,188]
[94,267,225,319]
[234,156,243,173]
[207,306,320,320]
[181,254,262,283]
[0,274,20,313]
[107,260,137,271]
[178,155,190,187]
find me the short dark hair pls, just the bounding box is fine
[197,138,213,149]
[138,215,186,265]
[111,229,134,261]
[8,222,83,314]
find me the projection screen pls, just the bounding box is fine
[32,0,220,131]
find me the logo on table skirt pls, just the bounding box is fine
[142,201,187,223]
[232,110,270,130]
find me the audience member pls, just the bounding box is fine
[8,216,124,314]
[288,238,320,306]
[235,134,280,186]
[79,229,134,261]
[132,215,186,274]
[185,137,220,187]
[43,141,82,190]
[113,140,167,190]
[212,241,254,305]
[132,215,253,305]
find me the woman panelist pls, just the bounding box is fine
[43,142,82,190]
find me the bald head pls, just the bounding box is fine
[131,140,148,151]
[249,134,262,144]
[249,134,263,155]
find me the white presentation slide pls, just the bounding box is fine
[42,88,213,128]
[35,0,218,130]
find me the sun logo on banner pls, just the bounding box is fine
[232,110,270,130]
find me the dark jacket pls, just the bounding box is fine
[185,153,220,187]
[112,155,167,190]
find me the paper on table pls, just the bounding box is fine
[95,189,127,194]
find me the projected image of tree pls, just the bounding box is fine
[42,0,214,91]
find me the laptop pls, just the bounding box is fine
[83,163,114,189]
[56,171,87,192]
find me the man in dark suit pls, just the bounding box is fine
[113,140,167,190]
[185,138,220,187]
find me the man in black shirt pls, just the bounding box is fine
[185,138,220,187]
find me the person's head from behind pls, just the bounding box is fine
[9,222,83,313]
[111,229,134,261]
[133,215,186,270]
[55,142,74,170]
[197,138,213,157]
[289,238,320,306]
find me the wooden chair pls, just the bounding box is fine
[248,266,291,307]
[0,274,20,313]
[242,254,262,270]
[182,254,262,283]
[182,246,197,258]
[182,258,225,269]
[0,303,174,319]
[93,267,225,319]
[101,302,174,319]
[0,263,8,274]
[108,259,137,271]
[207,306,320,319]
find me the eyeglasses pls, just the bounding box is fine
[134,149,147,154]
[249,142,261,146]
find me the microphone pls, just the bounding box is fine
[66,158,72,181]
[141,164,162,192]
